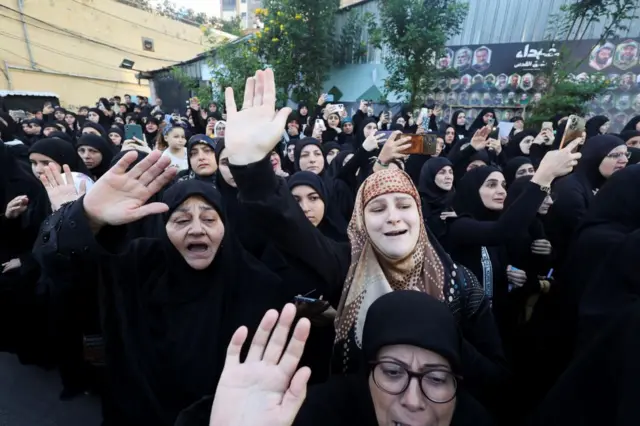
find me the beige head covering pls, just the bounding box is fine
[335,169,446,348]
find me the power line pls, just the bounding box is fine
[0,4,192,63]
[69,0,204,46]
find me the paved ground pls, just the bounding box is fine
[0,353,101,426]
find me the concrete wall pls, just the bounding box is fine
[0,0,225,108]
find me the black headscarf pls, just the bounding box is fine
[322,141,341,157]
[585,115,609,139]
[82,121,107,138]
[182,134,217,183]
[504,156,534,187]
[294,138,325,173]
[356,117,377,148]
[76,134,115,179]
[28,137,92,176]
[47,131,73,145]
[418,157,455,214]
[144,117,160,147]
[621,115,640,132]
[628,147,640,164]
[88,107,111,130]
[453,165,502,221]
[450,110,469,139]
[505,130,536,159]
[573,134,625,191]
[620,130,640,145]
[468,108,495,135]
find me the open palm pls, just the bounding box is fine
[209,304,311,426]
[82,150,177,227]
[41,164,86,211]
[224,68,292,166]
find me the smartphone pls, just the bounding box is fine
[325,94,334,102]
[487,117,495,126]
[375,130,395,145]
[314,119,326,132]
[402,134,439,155]
[293,295,322,304]
[124,124,144,141]
[164,114,173,124]
[541,121,553,131]
[489,126,500,140]
[559,115,586,149]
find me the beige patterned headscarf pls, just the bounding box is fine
[335,169,446,348]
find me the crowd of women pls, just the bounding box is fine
[0,67,639,426]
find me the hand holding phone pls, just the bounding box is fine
[314,119,326,132]
[559,115,586,149]
[124,124,144,141]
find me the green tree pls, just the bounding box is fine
[249,0,339,105]
[208,41,263,104]
[366,0,468,108]
[334,10,369,65]
[527,0,637,127]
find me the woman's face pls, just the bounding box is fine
[369,344,456,426]
[435,138,444,157]
[599,121,610,134]
[479,171,507,211]
[299,145,325,174]
[215,123,226,137]
[326,148,340,164]
[217,150,236,187]
[299,106,308,116]
[29,153,60,180]
[54,110,65,121]
[482,112,494,124]
[166,128,187,150]
[538,194,553,215]
[364,192,421,260]
[599,145,629,178]
[519,136,534,155]
[342,122,354,134]
[515,163,535,179]
[82,127,102,137]
[626,136,640,148]
[514,120,524,130]
[189,144,218,176]
[109,132,122,146]
[88,111,100,123]
[396,117,406,127]
[77,146,103,170]
[444,127,455,144]
[328,114,340,128]
[270,151,282,171]
[466,160,486,171]
[114,117,124,125]
[43,127,56,137]
[291,185,325,227]
[145,122,158,133]
[64,114,75,125]
[165,195,225,270]
[364,122,378,138]
[456,113,466,126]
[434,166,454,191]
[287,144,296,162]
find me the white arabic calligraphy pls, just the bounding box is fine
[515,44,561,61]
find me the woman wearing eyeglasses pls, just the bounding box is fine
[176,291,494,426]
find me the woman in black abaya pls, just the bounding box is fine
[76,134,115,180]
[545,135,628,266]
[503,156,536,188]
[467,108,496,135]
[33,153,293,426]
[584,115,609,139]
[418,157,455,241]
[566,165,640,350]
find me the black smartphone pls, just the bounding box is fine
[124,124,144,141]
[293,295,323,304]
[375,130,396,146]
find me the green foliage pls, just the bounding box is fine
[334,11,369,65]
[367,0,469,108]
[530,0,637,127]
[208,42,264,105]
[169,69,214,107]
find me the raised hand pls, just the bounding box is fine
[470,126,491,150]
[4,195,28,219]
[534,138,582,186]
[378,131,411,165]
[82,150,177,229]
[224,69,291,166]
[209,304,311,426]
[41,164,87,211]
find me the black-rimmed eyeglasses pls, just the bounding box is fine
[370,361,459,404]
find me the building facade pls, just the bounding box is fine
[0,0,233,109]
[324,0,640,109]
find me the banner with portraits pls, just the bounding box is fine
[431,38,640,132]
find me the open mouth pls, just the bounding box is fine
[187,243,209,253]
[384,230,407,237]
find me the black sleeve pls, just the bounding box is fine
[529,144,549,169]
[230,156,349,289]
[190,107,207,135]
[336,145,375,185]
[448,182,547,247]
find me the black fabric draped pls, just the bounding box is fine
[32,180,289,426]
[585,115,608,140]
[419,157,455,240]
[76,134,115,180]
[504,156,534,188]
